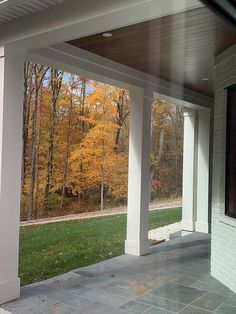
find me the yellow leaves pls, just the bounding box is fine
[152,100,173,129]
[52,82,129,200]
[69,125,128,196]
[23,71,131,215]
[85,83,118,120]
[22,64,183,220]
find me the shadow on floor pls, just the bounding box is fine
[1,232,235,314]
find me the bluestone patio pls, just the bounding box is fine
[2,233,236,314]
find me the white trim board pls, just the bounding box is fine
[28,43,213,110]
[1,0,203,50]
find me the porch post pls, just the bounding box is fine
[125,89,152,256]
[181,109,198,232]
[195,110,211,233]
[0,45,24,304]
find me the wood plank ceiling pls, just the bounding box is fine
[68,6,236,97]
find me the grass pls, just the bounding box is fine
[19,207,182,286]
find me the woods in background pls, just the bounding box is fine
[21,62,183,220]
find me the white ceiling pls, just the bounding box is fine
[0,0,68,24]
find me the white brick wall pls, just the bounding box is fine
[211,44,236,293]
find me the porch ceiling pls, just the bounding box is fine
[0,0,69,24]
[67,6,236,98]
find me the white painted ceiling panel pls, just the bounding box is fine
[0,0,68,24]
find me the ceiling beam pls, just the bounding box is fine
[28,42,213,110]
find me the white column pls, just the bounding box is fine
[195,110,211,233]
[182,109,198,232]
[125,89,152,256]
[0,45,24,304]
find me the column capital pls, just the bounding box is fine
[0,44,26,62]
[198,108,211,117]
[143,94,153,104]
[129,87,154,102]
[143,88,154,102]
[183,109,196,118]
[0,46,4,58]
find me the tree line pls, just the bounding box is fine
[21,62,183,220]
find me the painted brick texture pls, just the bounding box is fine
[211,44,236,293]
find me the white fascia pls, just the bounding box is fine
[1,0,203,50]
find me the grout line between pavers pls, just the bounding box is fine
[213,300,235,312]
[132,291,186,314]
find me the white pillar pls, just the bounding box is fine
[0,45,24,304]
[182,109,198,232]
[125,89,152,256]
[195,110,211,233]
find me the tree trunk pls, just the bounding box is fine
[28,66,38,220]
[60,93,73,212]
[114,90,129,152]
[114,127,121,151]
[157,128,164,161]
[100,181,104,211]
[28,65,48,220]
[100,137,105,211]
[174,108,179,196]
[21,62,33,194]
[149,166,155,201]
[78,79,87,206]
[150,128,165,201]
[35,85,43,219]
[167,105,183,196]
[44,69,63,212]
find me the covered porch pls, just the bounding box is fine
[1,0,236,305]
[2,233,236,314]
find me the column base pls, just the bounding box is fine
[195,221,211,233]
[0,278,20,305]
[181,219,195,232]
[181,230,194,236]
[125,239,149,256]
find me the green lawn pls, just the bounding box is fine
[19,207,182,286]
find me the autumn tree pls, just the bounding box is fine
[59,75,78,211]
[70,84,129,210]
[21,63,183,220]
[44,68,63,212]
[150,100,183,199]
[113,88,130,152]
[21,61,34,194]
[28,64,48,220]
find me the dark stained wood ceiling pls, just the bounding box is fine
[67,6,236,97]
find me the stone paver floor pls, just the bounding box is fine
[1,233,236,314]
